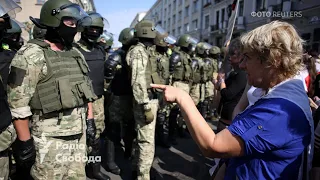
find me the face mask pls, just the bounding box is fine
[57,23,78,46]
[83,27,102,42]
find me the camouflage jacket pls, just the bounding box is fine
[7,43,88,137]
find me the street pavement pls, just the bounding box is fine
[88,119,219,180]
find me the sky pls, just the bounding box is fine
[94,0,156,47]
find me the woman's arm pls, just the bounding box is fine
[176,90,245,158]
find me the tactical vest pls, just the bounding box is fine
[28,39,96,114]
[77,45,105,97]
[191,57,202,84]
[202,58,214,82]
[0,50,16,91]
[172,50,192,81]
[148,46,170,85]
[0,78,11,132]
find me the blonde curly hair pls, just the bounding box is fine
[240,20,304,80]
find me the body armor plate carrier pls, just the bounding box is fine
[29,39,96,114]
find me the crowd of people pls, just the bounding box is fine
[1,0,320,180]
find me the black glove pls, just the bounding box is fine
[86,118,97,146]
[12,137,36,169]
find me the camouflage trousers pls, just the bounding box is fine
[0,124,16,180]
[172,81,191,128]
[190,83,205,105]
[132,99,158,180]
[205,81,215,98]
[31,133,86,180]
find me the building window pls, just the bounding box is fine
[179,0,182,5]
[216,37,222,47]
[314,28,320,42]
[173,0,176,10]
[172,29,176,36]
[215,0,222,4]
[164,21,167,29]
[36,0,45,4]
[239,0,244,16]
[192,19,198,30]
[193,0,199,13]
[178,11,182,21]
[169,4,171,14]
[255,0,265,11]
[204,15,210,29]
[165,0,167,4]
[204,0,211,5]
[178,26,182,35]
[164,8,167,17]
[173,15,176,24]
[184,23,189,32]
[168,18,171,30]
[216,10,220,24]
[221,8,225,22]
[185,6,189,17]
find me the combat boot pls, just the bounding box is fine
[104,139,121,175]
[86,140,110,180]
[156,113,170,148]
[87,162,111,180]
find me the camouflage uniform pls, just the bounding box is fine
[190,55,203,105]
[0,123,16,180]
[7,43,92,180]
[126,42,159,180]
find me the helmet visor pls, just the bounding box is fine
[0,0,21,18]
[59,3,92,31]
[203,42,212,49]
[7,19,24,33]
[165,35,177,45]
[187,37,199,45]
[99,30,113,43]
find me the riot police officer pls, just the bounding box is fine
[104,27,137,174]
[152,27,176,148]
[126,19,159,180]
[8,0,97,179]
[98,31,113,54]
[208,46,221,117]
[168,34,198,143]
[0,1,21,179]
[75,11,111,180]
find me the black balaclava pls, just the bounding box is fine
[45,22,78,50]
[82,27,102,43]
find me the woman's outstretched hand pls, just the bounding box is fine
[150,84,185,103]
